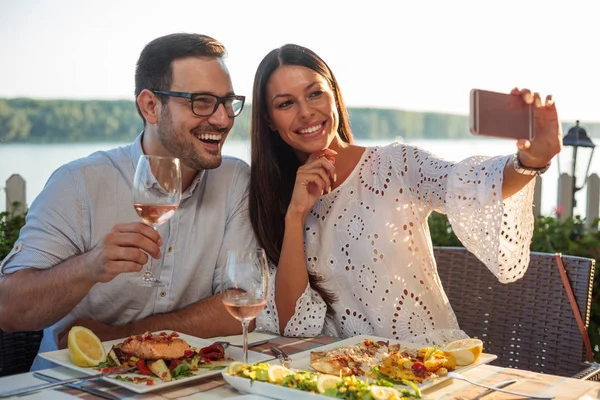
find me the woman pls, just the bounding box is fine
[251,44,561,343]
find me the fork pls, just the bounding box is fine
[468,379,517,400]
[33,372,120,400]
[0,366,136,398]
[447,372,555,399]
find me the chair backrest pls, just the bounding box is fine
[0,329,43,376]
[434,246,595,377]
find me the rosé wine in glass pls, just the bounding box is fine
[222,296,268,321]
[132,155,181,287]
[133,204,179,226]
[221,248,269,363]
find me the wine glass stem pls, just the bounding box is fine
[143,225,165,280]
[241,319,250,364]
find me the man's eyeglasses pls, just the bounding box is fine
[151,90,245,118]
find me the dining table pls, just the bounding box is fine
[1,333,599,400]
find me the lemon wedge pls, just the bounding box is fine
[443,338,483,366]
[226,361,246,375]
[370,385,401,400]
[67,326,106,367]
[267,364,293,384]
[316,374,342,394]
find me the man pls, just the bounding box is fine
[0,33,255,370]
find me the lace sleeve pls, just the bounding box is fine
[443,154,535,283]
[255,263,280,334]
[255,264,327,337]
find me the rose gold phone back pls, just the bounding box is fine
[471,89,534,140]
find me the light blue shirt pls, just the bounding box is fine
[0,133,256,370]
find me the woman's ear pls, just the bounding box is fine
[137,89,160,125]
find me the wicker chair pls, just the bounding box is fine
[0,329,43,376]
[434,246,600,380]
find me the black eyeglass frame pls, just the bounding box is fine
[150,89,246,118]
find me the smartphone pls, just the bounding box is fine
[469,89,534,141]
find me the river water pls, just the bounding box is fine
[1,138,597,216]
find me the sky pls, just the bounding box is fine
[1,0,599,122]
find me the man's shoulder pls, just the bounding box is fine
[210,156,250,176]
[203,156,250,194]
[59,143,134,174]
[221,155,250,168]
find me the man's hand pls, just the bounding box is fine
[0,222,164,333]
[57,318,129,349]
[84,222,163,283]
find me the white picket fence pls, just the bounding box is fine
[4,174,27,217]
[557,173,600,228]
[3,173,600,228]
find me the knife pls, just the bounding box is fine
[212,338,271,349]
[270,346,292,367]
[33,372,121,400]
[0,366,135,398]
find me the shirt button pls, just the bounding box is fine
[160,291,166,297]
[168,246,173,253]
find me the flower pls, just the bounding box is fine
[554,205,565,216]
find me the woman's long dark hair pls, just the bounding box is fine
[249,44,353,316]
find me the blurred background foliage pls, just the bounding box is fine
[0,202,27,262]
[1,98,599,143]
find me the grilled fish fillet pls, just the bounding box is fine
[121,333,191,360]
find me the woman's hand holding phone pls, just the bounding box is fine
[470,87,562,169]
[510,88,562,169]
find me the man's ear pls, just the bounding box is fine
[137,89,160,125]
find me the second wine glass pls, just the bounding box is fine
[132,155,182,287]
[221,248,270,364]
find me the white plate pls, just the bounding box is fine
[223,373,332,400]
[285,334,497,390]
[39,331,273,394]
[223,372,435,400]
[223,335,495,399]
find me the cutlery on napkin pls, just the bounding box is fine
[0,367,135,398]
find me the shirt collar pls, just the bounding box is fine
[129,131,145,173]
[183,170,206,199]
[131,131,207,200]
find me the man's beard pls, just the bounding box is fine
[157,107,224,171]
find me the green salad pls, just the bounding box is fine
[225,362,422,400]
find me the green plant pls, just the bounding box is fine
[428,211,600,361]
[0,202,27,262]
[428,212,461,246]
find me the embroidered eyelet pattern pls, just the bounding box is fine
[340,308,375,337]
[311,192,338,221]
[260,144,535,343]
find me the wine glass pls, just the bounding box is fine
[132,155,182,287]
[221,248,270,364]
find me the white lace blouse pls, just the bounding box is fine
[256,143,535,344]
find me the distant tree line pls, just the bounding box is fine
[0,98,597,143]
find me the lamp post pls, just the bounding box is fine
[557,120,595,216]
